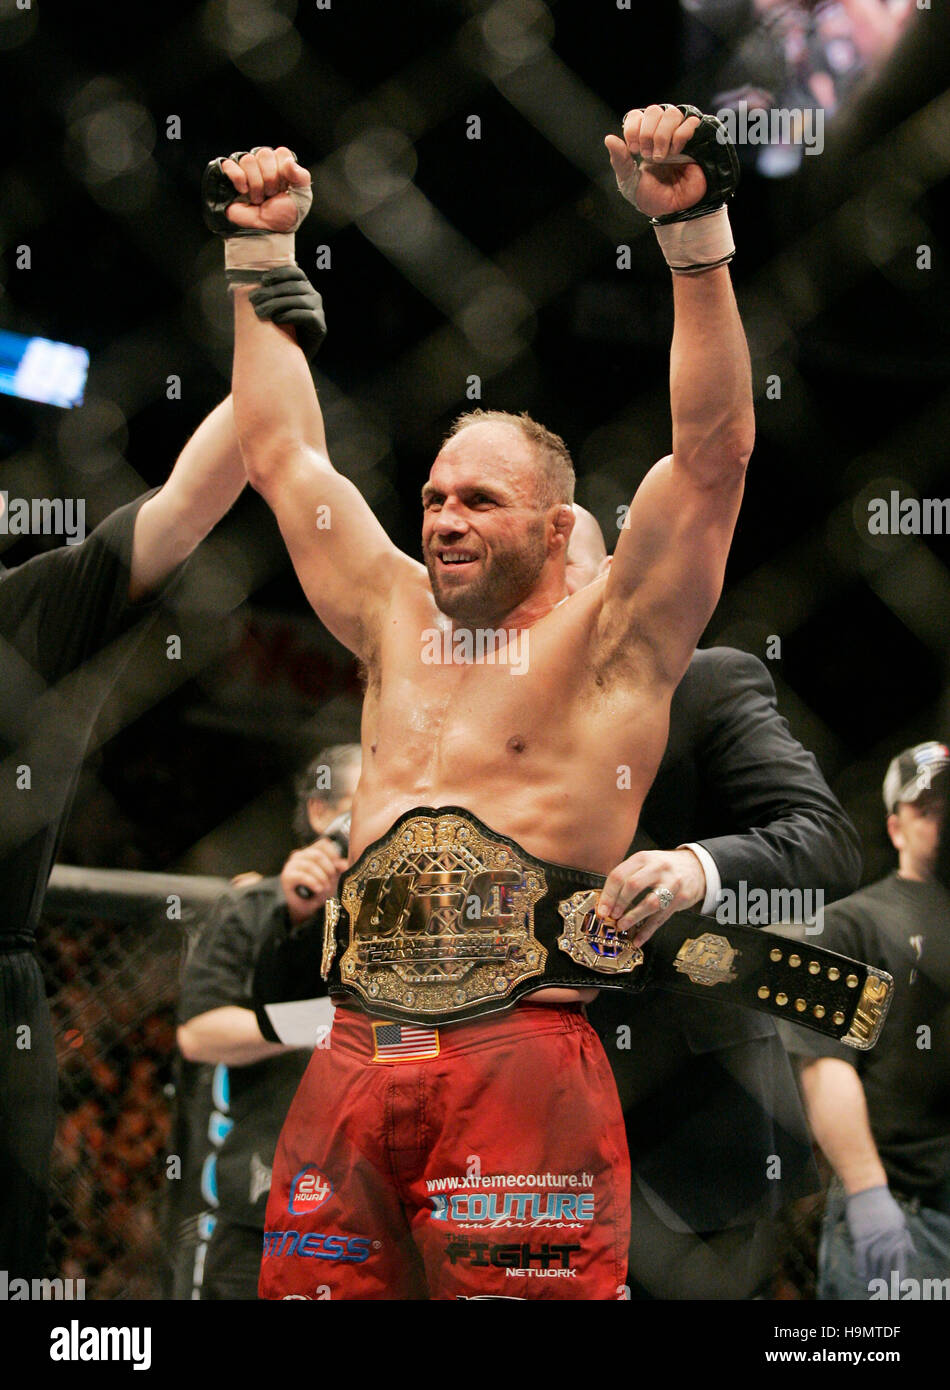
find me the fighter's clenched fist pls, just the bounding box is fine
[604,104,704,220]
[202,145,313,283]
[218,147,312,233]
[605,102,739,276]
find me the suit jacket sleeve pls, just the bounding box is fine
[690,648,862,906]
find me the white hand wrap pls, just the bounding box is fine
[652,205,735,276]
[226,232,296,272]
[224,182,313,274]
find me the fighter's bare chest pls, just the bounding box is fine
[366,611,632,774]
[372,647,575,750]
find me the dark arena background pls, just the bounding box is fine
[1,0,949,1328]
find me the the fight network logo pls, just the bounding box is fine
[289,1165,333,1215]
[446,1237,580,1279]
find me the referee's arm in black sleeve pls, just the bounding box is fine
[177,885,299,1065]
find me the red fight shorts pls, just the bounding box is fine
[259,1000,631,1300]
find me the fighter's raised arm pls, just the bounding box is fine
[206,146,417,658]
[600,105,754,688]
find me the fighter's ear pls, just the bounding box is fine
[552,503,575,546]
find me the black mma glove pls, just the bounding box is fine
[612,104,739,275]
[249,266,327,361]
[650,104,738,275]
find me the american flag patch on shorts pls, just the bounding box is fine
[371,1021,440,1062]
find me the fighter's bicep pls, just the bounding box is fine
[259,444,414,656]
[601,456,743,682]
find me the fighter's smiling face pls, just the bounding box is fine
[421,421,549,625]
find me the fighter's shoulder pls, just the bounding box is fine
[397,559,446,616]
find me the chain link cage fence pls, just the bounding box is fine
[41,867,226,1300]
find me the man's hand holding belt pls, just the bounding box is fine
[596,847,708,948]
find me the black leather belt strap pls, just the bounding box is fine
[642,915,891,1049]
[324,806,892,1049]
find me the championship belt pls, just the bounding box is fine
[323,806,892,1049]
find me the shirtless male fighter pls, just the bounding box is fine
[209,105,753,1300]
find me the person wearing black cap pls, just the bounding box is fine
[787,741,950,1299]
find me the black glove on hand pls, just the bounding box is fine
[651,104,739,226]
[248,265,327,361]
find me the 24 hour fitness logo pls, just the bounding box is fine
[289,1165,333,1216]
[262,1230,373,1264]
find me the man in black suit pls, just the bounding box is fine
[569,507,862,1298]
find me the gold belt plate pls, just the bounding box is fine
[336,813,548,1017]
[557,890,645,975]
[673,932,739,987]
[842,969,892,1050]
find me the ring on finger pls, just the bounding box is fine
[652,886,675,911]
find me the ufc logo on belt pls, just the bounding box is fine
[353,870,523,937]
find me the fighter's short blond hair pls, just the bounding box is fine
[444,409,575,509]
